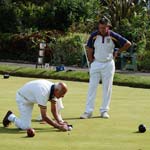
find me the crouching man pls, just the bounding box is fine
[3,79,69,131]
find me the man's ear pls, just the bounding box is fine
[54,88,59,96]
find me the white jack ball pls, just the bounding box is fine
[68,126,73,131]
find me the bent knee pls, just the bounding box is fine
[15,121,31,130]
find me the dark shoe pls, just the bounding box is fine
[3,110,12,127]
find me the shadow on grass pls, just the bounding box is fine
[133,131,145,134]
[21,129,67,138]
[31,115,105,126]
[0,126,24,134]
[0,126,57,135]
[33,116,101,122]
[34,116,100,122]
[63,116,101,120]
[32,117,82,122]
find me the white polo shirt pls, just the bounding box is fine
[17,79,55,107]
[87,30,128,62]
[94,35,115,62]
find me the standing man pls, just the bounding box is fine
[80,16,131,119]
[3,79,69,131]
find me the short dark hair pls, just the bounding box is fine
[99,16,112,27]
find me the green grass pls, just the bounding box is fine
[0,75,150,150]
[1,64,150,88]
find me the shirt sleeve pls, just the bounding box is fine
[35,87,49,107]
[50,97,58,103]
[87,31,98,49]
[110,31,128,47]
[38,104,47,109]
[36,94,48,107]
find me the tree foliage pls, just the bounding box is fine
[99,0,150,70]
[1,0,150,70]
[0,0,100,33]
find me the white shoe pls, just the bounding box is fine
[101,112,110,119]
[80,112,92,119]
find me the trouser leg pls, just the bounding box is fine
[100,60,115,113]
[14,93,34,130]
[85,69,101,113]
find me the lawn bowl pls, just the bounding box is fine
[68,125,73,131]
[3,74,9,79]
[138,124,146,133]
[27,128,35,137]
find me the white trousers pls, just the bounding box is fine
[14,93,64,130]
[85,60,115,114]
[14,93,34,129]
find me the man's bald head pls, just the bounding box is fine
[54,82,68,98]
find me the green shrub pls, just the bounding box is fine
[137,51,150,71]
[0,33,37,62]
[49,33,88,66]
[0,32,88,66]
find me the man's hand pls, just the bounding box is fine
[58,124,68,131]
[113,51,119,59]
[58,120,68,125]
[87,47,94,63]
